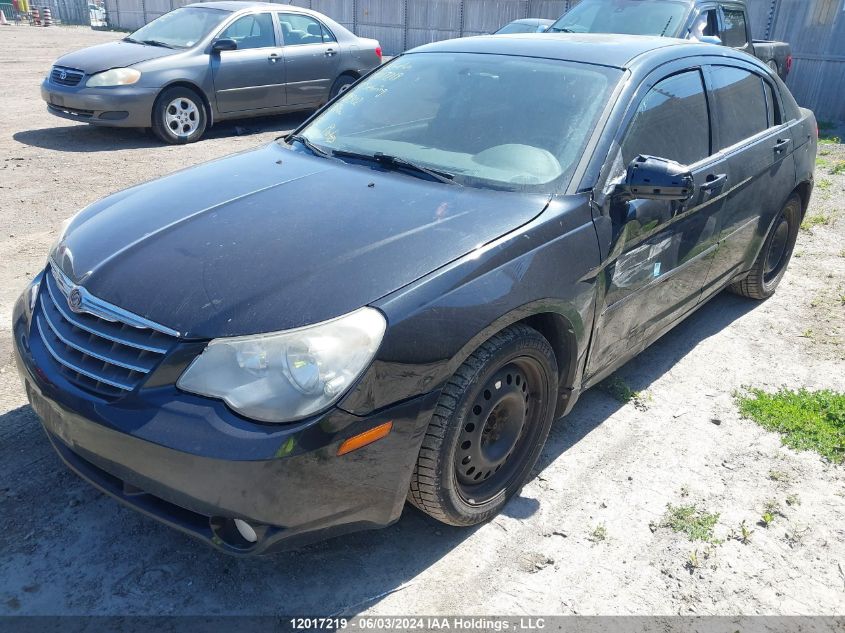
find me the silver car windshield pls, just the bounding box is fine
[127,7,230,49]
[548,0,689,36]
[297,52,621,193]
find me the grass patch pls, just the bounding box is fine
[661,504,720,543]
[598,375,648,409]
[588,523,608,543]
[736,388,845,463]
[816,178,833,191]
[831,161,845,175]
[816,157,829,168]
[819,136,841,146]
[801,213,832,231]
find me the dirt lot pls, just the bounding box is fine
[1,27,844,617]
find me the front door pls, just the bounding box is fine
[586,67,729,377]
[277,12,341,106]
[212,12,285,114]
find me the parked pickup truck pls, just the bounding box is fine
[548,0,792,79]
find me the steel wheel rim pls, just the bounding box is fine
[455,357,547,505]
[164,97,200,138]
[764,215,791,281]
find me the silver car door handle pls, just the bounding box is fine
[268,53,280,62]
[325,48,336,56]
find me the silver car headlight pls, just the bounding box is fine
[177,307,386,423]
[86,68,141,87]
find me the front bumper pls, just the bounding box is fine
[41,78,158,128]
[13,284,438,555]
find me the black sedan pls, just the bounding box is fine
[13,33,816,554]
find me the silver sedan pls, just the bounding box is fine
[41,1,382,143]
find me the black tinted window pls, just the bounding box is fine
[278,13,334,45]
[220,13,275,49]
[721,8,748,47]
[622,70,710,166]
[710,66,769,149]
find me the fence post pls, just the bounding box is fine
[458,0,464,37]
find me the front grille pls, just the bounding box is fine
[50,66,85,87]
[47,104,94,118]
[35,267,178,400]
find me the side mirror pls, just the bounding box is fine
[619,155,694,201]
[212,38,238,53]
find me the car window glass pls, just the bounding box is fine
[710,66,769,149]
[278,13,333,45]
[763,81,779,126]
[621,70,710,167]
[219,13,275,49]
[721,8,748,47]
[548,0,688,36]
[689,8,718,40]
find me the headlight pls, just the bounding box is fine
[86,68,141,87]
[177,307,386,423]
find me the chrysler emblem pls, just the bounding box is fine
[68,288,83,312]
[59,70,68,81]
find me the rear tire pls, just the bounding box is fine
[730,193,802,300]
[151,86,207,144]
[329,74,357,100]
[408,324,558,526]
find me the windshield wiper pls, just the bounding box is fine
[333,150,458,185]
[123,36,141,44]
[142,39,175,49]
[288,134,332,158]
[550,26,575,33]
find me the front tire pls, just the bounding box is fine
[151,86,207,144]
[408,324,558,526]
[730,193,802,300]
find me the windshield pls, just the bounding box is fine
[548,0,689,36]
[295,52,620,193]
[128,7,230,49]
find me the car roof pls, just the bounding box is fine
[409,33,731,69]
[188,1,322,14]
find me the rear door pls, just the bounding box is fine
[699,62,797,293]
[211,12,285,113]
[277,12,341,106]
[586,65,730,375]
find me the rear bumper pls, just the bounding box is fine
[13,286,438,555]
[41,79,157,128]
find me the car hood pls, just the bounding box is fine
[52,143,550,339]
[54,40,178,74]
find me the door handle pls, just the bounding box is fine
[700,173,727,192]
[325,48,336,56]
[268,53,280,63]
[773,138,790,154]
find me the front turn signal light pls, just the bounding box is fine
[337,421,393,456]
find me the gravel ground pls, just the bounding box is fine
[1,26,844,617]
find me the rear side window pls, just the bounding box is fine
[709,66,769,149]
[278,13,335,45]
[622,70,711,167]
[219,13,275,49]
[721,8,748,47]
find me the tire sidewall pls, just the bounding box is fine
[330,75,356,100]
[760,194,801,295]
[153,88,207,144]
[439,332,557,523]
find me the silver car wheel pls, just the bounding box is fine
[164,97,200,138]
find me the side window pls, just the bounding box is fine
[690,8,719,40]
[763,81,780,127]
[709,66,769,149]
[721,8,748,47]
[219,13,275,50]
[278,13,334,45]
[621,70,711,167]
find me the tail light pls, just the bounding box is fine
[786,54,793,75]
[375,45,382,61]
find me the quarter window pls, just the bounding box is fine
[278,13,335,45]
[709,66,769,149]
[622,70,711,167]
[219,13,275,49]
[721,8,748,47]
